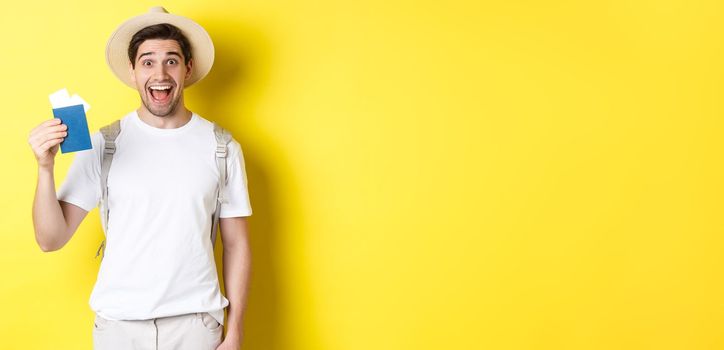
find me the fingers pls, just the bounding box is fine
[38,137,64,154]
[29,121,67,156]
[45,131,68,141]
[29,130,67,148]
[29,118,68,164]
[30,118,62,136]
[29,122,67,146]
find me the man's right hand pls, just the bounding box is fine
[29,118,68,169]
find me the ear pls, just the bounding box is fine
[185,58,193,80]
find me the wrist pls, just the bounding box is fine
[224,325,244,340]
[37,164,54,174]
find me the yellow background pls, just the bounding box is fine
[1,0,723,349]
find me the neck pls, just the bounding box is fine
[136,100,192,129]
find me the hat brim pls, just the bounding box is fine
[106,12,214,89]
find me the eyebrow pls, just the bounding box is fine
[137,51,182,61]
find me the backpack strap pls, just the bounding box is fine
[212,122,232,249]
[96,120,121,259]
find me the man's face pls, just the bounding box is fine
[129,39,193,117]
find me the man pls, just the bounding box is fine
[28,7,251,350]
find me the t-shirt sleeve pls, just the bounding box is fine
[56,132,102,212]
[219,139,253,218]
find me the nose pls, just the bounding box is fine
[151,63,170,78]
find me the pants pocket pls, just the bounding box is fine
[198,312,222,332]
[93,313,111,331]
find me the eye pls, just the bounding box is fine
[167,59,177,65]
[143,60,152,66]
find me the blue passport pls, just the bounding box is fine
[52,104,92,153]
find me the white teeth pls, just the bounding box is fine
[149,86,172,90]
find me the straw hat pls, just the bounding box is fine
[105,6,215,88]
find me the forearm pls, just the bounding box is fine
[222,237,252,340]
[32,166,67,251]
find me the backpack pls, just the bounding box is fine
[93,119,233,260]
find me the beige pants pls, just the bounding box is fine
[92,312,223,350]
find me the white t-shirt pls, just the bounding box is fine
[57,110,252,325]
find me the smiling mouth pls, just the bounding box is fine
[148,84,174,104]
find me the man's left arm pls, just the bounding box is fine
[218,216,251,347]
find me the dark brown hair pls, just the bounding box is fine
[128,23,192,68]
